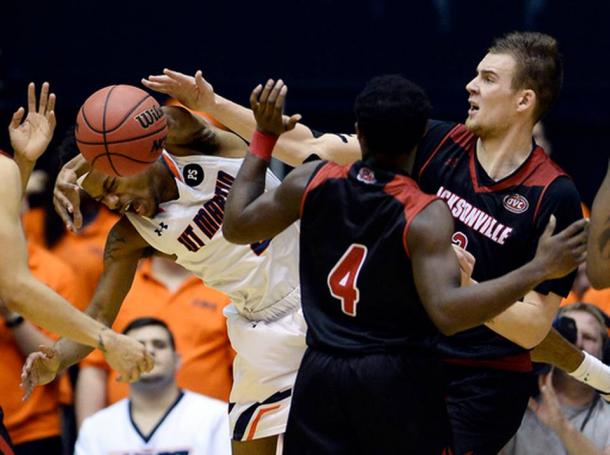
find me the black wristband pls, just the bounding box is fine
[5,315,24,328]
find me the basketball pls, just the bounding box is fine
[75,85,168,177]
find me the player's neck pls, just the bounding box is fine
[476,126,533,181]
[130,382,181,414]
[129,384,181,436]
[152,162,180,203]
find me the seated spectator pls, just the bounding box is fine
[0,242,86,455]
[75,317,231,455]
[503,302,610,454]
[75,256,234,426]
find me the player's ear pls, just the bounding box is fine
[174,352,182,369]
[516,89,536,114]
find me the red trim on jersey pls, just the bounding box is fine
[443,351,532,372]
[468,144,566,195]
[418,124,463,180]
[384,175,439,257]
[161,153,183,181]
[0,435,14,455]
[245,404,281,441]
[300,162,349,217]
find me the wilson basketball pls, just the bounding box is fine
[75,85,168,176]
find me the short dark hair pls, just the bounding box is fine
[122,317,176,350]
[354,75,431,156]
[489,31,563,122]
[559,302,609,346]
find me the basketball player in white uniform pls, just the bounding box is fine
[23,105,305,455]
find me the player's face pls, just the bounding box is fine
[81,169,160,217]
[566,310,604,359]
[465,53,523,137]
[126,325,178,383]
[162,106,215,147]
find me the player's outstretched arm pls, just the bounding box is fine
[409,203,587,335]
[142,69,360,166]
[21,217,152,397]
[9,82,56,194]
[224,79,318,243]
[587,159,610,289]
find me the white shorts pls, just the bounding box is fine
[224,302,307,441]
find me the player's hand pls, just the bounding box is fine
[20,345,61,401]
[9,82,56,163]
[100,330,154,383]
[528,371,568,434]
[53,165,84,232]
[142,69,215,112]
[534,215,588,280]
[250,79,301,137]
[452,244,475,286]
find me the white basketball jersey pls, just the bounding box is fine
[126,151,300,320]
[75,390,231,455]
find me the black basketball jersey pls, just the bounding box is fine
[299,159,440,354]
[414,120,582,362]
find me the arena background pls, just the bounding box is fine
[0,1,608,204]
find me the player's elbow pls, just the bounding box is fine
[428,311,463,336]
[222,223,252,245]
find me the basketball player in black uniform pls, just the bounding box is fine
[587,158,610,289]
[222,75,587,453]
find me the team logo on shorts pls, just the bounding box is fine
[356,167,376,184]
[502,194,529,214]
[183,164,204,187]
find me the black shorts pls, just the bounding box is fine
[284,348,451,455]
[0,409,14,455]
[444,363,534,455]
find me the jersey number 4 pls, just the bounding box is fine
[327,244,368,317]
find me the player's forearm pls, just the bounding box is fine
[587,161,610,289]
[211,96,317,167]
[2,276,108,349]
[434,260,549,335]
[7,317,55,356]
[484,295,556,348]
[12,154,35,195]
[224,153,268,243]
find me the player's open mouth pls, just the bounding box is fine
[468,101,479,116]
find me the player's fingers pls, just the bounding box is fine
[195,70,208,89]
[285,113,302,131]
[250,84,262,111]
[542,214,557,238]
[141,79,170,94]
[558,218,588,239]
[27,82,36,114]
[274,85,288,111]
[39,345,56,358]
[38,82,50,114]
[20,379,33,402]
[47,92,56,116]
[259,79,274,105]
[9,107,25,130]
[47,110,56,132]
[163,68,190,83]
[267,80,284,107]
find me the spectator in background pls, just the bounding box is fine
[75,255,234,427]
[75,317,231,455]
[503,302,610,455]
[0,241,87,455]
